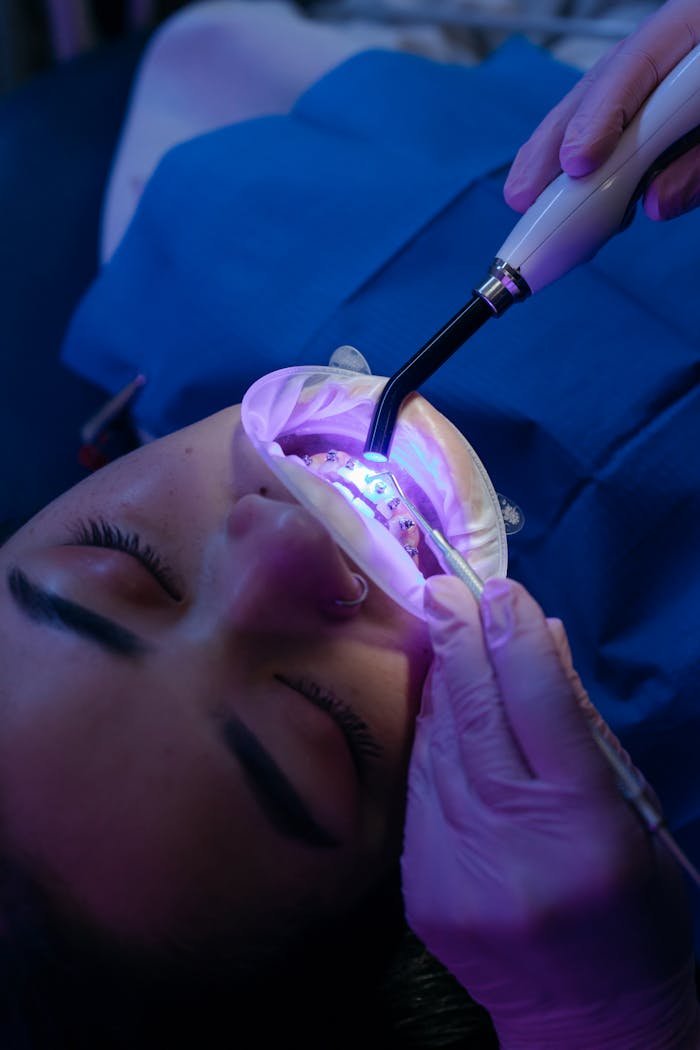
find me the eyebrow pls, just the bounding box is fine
[6,567,149,658]
[222,715,340,849]
[6,567,339,849]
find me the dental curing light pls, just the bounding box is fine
[364,42,700,458]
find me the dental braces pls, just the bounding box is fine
[299,449,423,566]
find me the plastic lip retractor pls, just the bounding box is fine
[364,41,700,460]
[239,365,508,623]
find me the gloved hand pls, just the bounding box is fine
[504,0,700,221]
[402,575,699,1050]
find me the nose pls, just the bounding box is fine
[217,493,367,632]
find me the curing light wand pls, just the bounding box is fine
[364,41,700,459]
[363,296,494,460]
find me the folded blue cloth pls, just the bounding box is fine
[62,39,700,943]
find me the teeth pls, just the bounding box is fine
[300,451,423,570]
[387,513,420,550]
[332,481,354,503]
[352,496,376,520]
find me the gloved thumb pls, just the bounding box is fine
[546,615,638,772]
[422,575,531,800]
[421,574,495,731]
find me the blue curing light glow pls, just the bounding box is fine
[364,452,387,462]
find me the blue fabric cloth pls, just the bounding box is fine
[61,39,700,944]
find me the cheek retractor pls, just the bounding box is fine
[240,364,508,621]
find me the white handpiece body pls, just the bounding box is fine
[495,42,700,295]
[365,42,700,457]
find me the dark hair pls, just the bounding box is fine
[0,855,496,1049]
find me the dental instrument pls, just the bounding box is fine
[364,41,700,458]
[283,423,700,888]
[591,727,700,891]
[362,471,700,890]
[368,470,485,600]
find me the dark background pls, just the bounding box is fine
[0,0,319,540]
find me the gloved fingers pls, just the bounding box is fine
[559,7,699,175]
[503,72,595,211]
[545,620,666,819]
[423,575,532,804]
[559,52,656,176]
[481,578,611,789]
[544,616,572,668]
[546,616,638,776]
[407,663,479,866]
[505,1,700,210]
[643,143,700,220]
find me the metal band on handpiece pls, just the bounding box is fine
[475,258,531,317]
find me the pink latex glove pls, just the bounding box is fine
[504,0,700,221]
[402,575,700,1050]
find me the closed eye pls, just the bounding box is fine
[275,674,383,780]
[63,517,184,601]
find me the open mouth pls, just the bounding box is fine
[240,365,507,619]
[278,434,444,577]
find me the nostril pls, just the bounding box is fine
[226,491,354,591]
[226,491,310,540]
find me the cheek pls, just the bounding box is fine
[0,672,364,945]
[0,663,227,939]
[316,638,427,810]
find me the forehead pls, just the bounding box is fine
[3,406,243,548]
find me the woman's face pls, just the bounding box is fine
[0,406,432,950]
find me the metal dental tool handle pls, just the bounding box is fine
[364,43,700,458]
[369,470,487,600]
[591,725,700,890]
[393,469,700,889]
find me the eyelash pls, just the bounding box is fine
[276,674,383,775]
[63,523,380,769]
[66,517,183,600]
